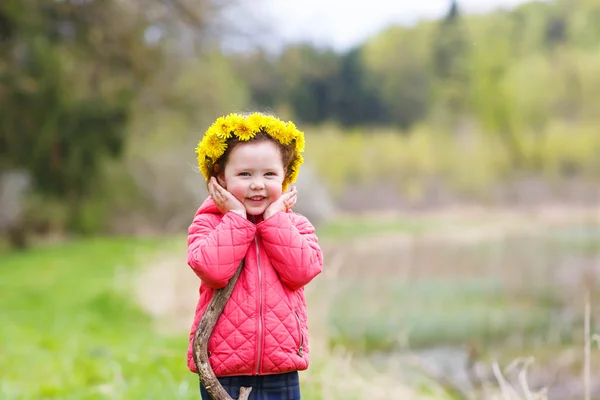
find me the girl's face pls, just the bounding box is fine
[219,140,285,216]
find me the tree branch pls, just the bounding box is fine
[192,259,252,400]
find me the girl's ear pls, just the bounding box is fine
[213,165,226,188]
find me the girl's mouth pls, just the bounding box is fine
[247,196,266,204]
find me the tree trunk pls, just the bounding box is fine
[192,259,252,400]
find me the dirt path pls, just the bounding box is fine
[134,244,198,334]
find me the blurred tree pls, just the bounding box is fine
[361,25,433,129]
[230,49,284,110]
[431,0,471,125]
[567,0,600,50]
[0,0,154,236]
[234,44,385,127]
[509,1,552,56]
[276,44,340,123]
[331,47,386,126]
[467,12,526,166]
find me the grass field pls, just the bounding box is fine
[0,237,202,400]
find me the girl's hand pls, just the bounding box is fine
[264,186,297,220]
[208,177,246,217]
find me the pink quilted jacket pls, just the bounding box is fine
[186,197,323,376]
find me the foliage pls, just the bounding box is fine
[4,0,600,241]
[431,0,471,121]
[0,1,157,218]
[237,0,600,139]
[303,122,600,202]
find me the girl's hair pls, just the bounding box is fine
[210,131,296,180]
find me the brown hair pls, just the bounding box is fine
[210,130,296,181]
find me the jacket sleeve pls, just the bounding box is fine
[256,211,323,291]
[187,211,256,289]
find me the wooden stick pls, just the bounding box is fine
[192,260,253,400]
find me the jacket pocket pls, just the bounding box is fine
[293,309,305,356]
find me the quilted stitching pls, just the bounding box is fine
[257,212,323,291]
[186,199,323,376]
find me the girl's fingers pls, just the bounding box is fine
[210,178,226,199]
[213,178,226,194]
[211,179,221,193]
[212,180,229,199]
[210,178,220,194]
[285,193,297,209]
[286,199,296,211]
[284,193,296,202]
[209,182,223,205]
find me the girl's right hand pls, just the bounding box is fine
[209,177,246,218]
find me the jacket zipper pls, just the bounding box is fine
[294,309,304,356]
[255,237,263,374]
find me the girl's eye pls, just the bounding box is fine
[239,172,250,177]
[265,172,276,176]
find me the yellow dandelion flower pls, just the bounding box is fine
[235,118,257,141]
[211,116,233,139]
[226,113,244,123]
[199,159,210,179]
[202,131,228,159]
[246,113,267,131]
[285,154,303,186]
[196,140,211,179]
[224,113,244,133]
[274,123,294,145]
[294,130,306,152]
[264,119,285,141]
[205,126,225,142]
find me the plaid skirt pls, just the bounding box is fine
[199,371,301,400]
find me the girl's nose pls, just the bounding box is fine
[250,179,264,190]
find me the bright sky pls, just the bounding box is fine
[260,0,533,50]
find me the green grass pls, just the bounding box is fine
[0,236,201,400]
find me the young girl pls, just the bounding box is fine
[186,112,324,399]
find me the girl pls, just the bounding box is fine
[186,112,324,399]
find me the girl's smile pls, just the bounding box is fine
[247,195,267,205]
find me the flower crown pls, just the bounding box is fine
[196,113,305,191]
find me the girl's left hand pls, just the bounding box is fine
[264,186,297,220]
